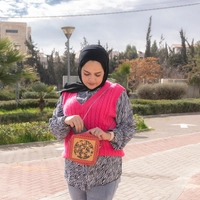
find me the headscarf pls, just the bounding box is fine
[61,44,109,93]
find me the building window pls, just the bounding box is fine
[6,29,18,33]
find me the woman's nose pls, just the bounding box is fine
[88,76,95,81]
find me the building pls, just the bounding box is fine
[0,21,31,53]
[170,44,189,54]
[138,51,145,58]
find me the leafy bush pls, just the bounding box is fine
[22,90,59,99]
[0,89,15,100]
[136,84,156,99]
[134,114,149,130]
[136,83,188,100]
[46,91,60,99]
[0,121,55,145]
[155,83,188,99]
[22,91,39,99]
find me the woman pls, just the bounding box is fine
[49,44,135,200]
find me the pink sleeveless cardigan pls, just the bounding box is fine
[62,81,125,158]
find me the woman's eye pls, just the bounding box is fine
[84,73,90,76]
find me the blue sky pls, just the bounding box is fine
[1,0,200,55]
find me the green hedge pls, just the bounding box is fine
[0,110,53,124]
[22,91,59,99]
[0,98,200,125]
[0,98,199,145]
[0,121,55,145]
[0,115,150,145]
[131,98,200,115]
[0,99,57,111]
[0,89,59,101]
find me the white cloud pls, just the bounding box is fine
[1,0,200,55]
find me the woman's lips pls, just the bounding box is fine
[88,83,96,86]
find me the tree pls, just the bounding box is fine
[25,36,46,82]
[195,41,200,57]
[180,29,187,64]
[186,38,195,59]
[122,57,162,90]
[62,43,76,76]
[0,38,33,86]
[187,60,200,86]
[54,52,65,90]
[80,37,89,49]
[111,63,130,89]
[151,40,158,58]
[157,35,168,65]
[109,53,119,74]
[31,82,54,111]
[124,45,138,60]
[184,42,200,86]
[144,16,152,58]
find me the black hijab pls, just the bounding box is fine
[61,44,109,93]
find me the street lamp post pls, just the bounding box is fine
[14,44,21,106]
[61,26,75,83]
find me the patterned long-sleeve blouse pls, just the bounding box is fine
[49,89,136,191]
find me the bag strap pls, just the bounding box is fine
[82,86,111,121]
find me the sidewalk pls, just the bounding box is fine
[0,113,200,200]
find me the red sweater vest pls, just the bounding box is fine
[62,81,125,158]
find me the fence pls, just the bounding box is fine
[185,85,200,98]
[161,79,200,98]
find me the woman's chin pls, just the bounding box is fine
[86,84,97,90]
[87,86,96,90]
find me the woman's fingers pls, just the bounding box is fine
[89,128,104,140]
[64,115,84,133]
[89,127,112,141]
[73,119,84,133]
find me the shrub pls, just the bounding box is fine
[0,100,18,110]
[136,84,157,99]
[46,91,60,99]
[0,122,55,145]
[136,83,188,100]
[155,83,188,100]
[134,114,149,130]
[21,91,39,99]
[0,89,15,100]
[22,91,59,99]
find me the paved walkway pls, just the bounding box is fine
[0,113,200,200]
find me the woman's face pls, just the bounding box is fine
[81,60,104,90]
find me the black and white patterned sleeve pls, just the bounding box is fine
[49,96,71,140]
[111,91,136,149]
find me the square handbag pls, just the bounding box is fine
[68,132,100,166]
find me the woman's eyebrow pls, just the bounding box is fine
[83,70,90,73]
[95,71,103,74]
[83,70,103,74]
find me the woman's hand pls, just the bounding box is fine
[89,127,114,141]
[64,115,84,133]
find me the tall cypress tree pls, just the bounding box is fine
[25,36,46,82]
[144,16,152,58]
[180,29,187,64]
